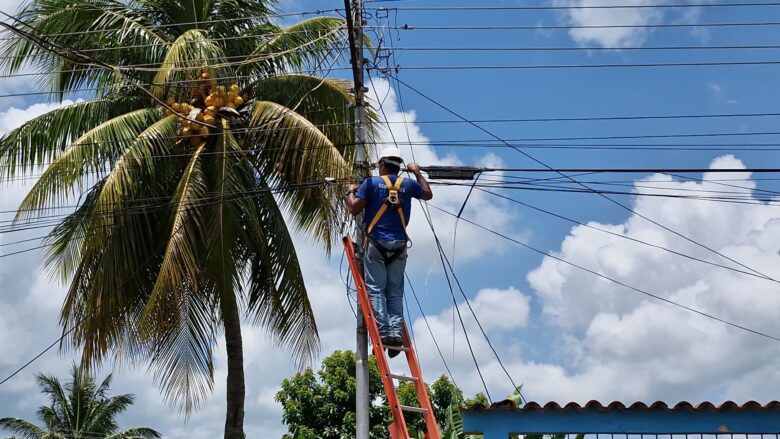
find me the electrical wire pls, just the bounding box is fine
[480,167,780,173]
[429,218,524,402]
[475,187,780,284]
[427,204,780,344]
[0,180,342,257]
[404,273,458,388]
[0,15,346,42]
[429,181,780,207]
[363,44,780,52]
[391,60,780,70]
[367,63,528,402]
[0,190,198,387]
[381,21,780,31]
[369,1,780,9]
[424,204,492,403]
[0,174,350,230]
[387,71,780,290]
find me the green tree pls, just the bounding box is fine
[0,364,161,439]
[277,350,469,439]
[0,1,374,438]
[276,350,389,439]
[464,393,489,409]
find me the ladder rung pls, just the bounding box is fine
[384,344,409,352]
[390,373,419,382]
[400,405,428,414]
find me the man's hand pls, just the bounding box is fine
[345,182,365,215]
[405,162,433,201]
[405,162,422,175]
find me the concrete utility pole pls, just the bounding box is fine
[343,0,370,438]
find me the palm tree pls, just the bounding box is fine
[0,1,374,437]
[0,364,161,438]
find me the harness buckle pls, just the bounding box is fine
[387,190,400,205]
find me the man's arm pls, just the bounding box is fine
[345,183,367,215]
[405,163,433,201]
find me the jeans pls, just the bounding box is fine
[364,239,407,340]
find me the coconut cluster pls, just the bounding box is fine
[163,70,246,146]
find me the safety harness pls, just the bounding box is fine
[365,175,408,266]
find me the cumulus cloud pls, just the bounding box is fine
[552,0,704,48]
[403,155,780,406]
[366,78,526,268]
[410,287,532,395]
[518,155,780,402]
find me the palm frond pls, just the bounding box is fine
[84,114,179,229]
[90,6,169,62]
[134,143,219,413]
[251,74,380,160]
[15,107,162,220]
[150,29,227,98]
[105,427,163,439]
[246,178,320,368]
[241,17,346,75]
[0,417,47,439]
[34,373,73,430]
[0,0,166,97]
[82,393,134,434]
[144,282,219,414]
[203,119,253,301]
[0,97,143,179]
[247,100,351,249]
[141,141,207,323]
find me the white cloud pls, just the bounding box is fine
[553,0,704,48]
[517,155,780,402]
[366,78,526,269]
[708,81,723,96]
[0,101,76,134]
[410,287,532,395]
[400,154,780,407]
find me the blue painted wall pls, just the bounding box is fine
[463,407,780,439]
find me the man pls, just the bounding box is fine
[345,147,433,357]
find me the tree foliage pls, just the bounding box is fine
[0,364,161,439]
[277,350,470,439]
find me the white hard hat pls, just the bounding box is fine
[378,147,404,166]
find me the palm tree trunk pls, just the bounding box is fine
[222,293,245,439]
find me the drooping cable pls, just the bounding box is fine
[428,204,780,344]
[387,71,780,285]
[474,187,780,284]
[404,273,458,388]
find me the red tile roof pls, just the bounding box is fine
[466,400,780,413]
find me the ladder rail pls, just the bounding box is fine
[343,237,411,439]
[343,236,442,439]
[402,324,440,438]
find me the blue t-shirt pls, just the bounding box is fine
[357,175,423,241]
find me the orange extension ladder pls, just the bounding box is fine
[343,236,441,439]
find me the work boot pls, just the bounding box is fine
[384,336,403,358]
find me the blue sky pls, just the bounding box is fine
[3,0,780,437]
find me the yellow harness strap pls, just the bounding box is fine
[366,176,406,236]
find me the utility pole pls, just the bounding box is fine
[344,0,370,438]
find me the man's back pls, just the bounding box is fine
[357,175,423,241]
